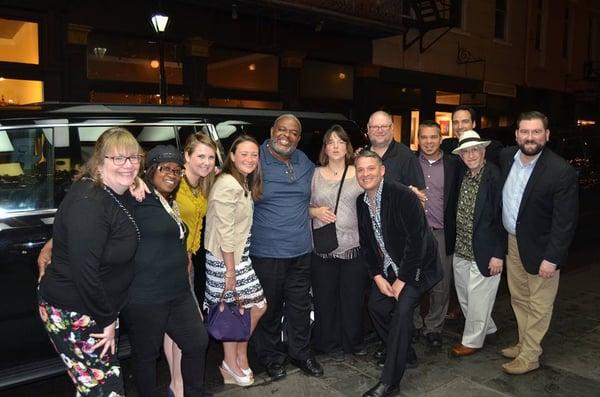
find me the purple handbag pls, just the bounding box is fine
[206,291,251,341]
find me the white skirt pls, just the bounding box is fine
[205,237,266,310]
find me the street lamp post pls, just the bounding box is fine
[150,13,169,104]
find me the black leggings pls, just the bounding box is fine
[122,293,208,397]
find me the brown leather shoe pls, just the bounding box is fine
[450,343,479,357]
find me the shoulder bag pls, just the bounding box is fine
[312,165,348,254]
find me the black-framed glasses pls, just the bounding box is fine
[105,155,143,166]
[158,165,185,177]
[367,124,392,132]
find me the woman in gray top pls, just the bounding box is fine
[309,125,368,357]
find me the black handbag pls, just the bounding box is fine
[312,165,348,254]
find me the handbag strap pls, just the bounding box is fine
[218,288,243,308]
[332,165,349,215]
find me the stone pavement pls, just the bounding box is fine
[211,261,600,397]
[3,257,597,397]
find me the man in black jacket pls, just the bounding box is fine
[413,121,462,348]
[449,131,506,358]
[500,111,578,375]
[356,150,442,397]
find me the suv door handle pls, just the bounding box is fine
[12,240,48,253]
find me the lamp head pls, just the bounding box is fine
[151,13,169,33]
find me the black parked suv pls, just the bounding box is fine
[0,103,364,389]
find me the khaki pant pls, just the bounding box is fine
[507,234,560,362]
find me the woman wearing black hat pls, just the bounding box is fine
[122,145,209,397]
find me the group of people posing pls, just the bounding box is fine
[36,106,578,397]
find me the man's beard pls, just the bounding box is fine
[519,140,545,156]
[270,140,297,157]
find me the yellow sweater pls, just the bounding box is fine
[176,177,208,254]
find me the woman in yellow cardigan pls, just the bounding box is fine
[165,132,217,397]
[205,135,267,387]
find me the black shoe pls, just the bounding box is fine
[374,347,386,360]
[362,382,399,397]
[353,347,368,357]
[412,328,421,344]
[406,347,418,368]
[377,355,386,368]
[265,362,287,380]
[425,332,442,348]
[291,357,324,377]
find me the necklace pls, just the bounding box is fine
[102,185,141,241]
[327,165,345,176]
[154,189,186,241]
[184,175,201,197]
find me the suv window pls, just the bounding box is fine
[0,127,52,214]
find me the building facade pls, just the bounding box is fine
[1,0,598,145]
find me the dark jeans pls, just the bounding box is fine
[251,253,312,365]
[311,253,368,353]
[368,277,422,386]
[122,293,208,397]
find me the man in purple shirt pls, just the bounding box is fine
[413,121,462,348]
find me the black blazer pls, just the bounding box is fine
[416,152,462,256]
[377,140,426,190]
[457,163,506,276]
[357,181,443,292]
[499,146,578,274]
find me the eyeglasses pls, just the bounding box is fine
[105,155,143,166]
[326,139,347,146]
[276,126,300,137]
[158,165,185,177]
[367,124,392,132]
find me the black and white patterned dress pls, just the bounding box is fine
[205,236,266,309]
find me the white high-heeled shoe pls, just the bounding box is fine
[237,358,254,378]
[220,361,254,386]
[240,367,253,377]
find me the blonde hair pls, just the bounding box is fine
[75,127,142,185]
[183,132,217,197]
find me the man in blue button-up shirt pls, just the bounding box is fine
[250,114,323,380]
[499,111,578,375]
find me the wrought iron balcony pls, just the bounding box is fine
[247,0,457,37]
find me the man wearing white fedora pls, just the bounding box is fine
[449,130,506,357]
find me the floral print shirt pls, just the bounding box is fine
[455,167,484,261]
